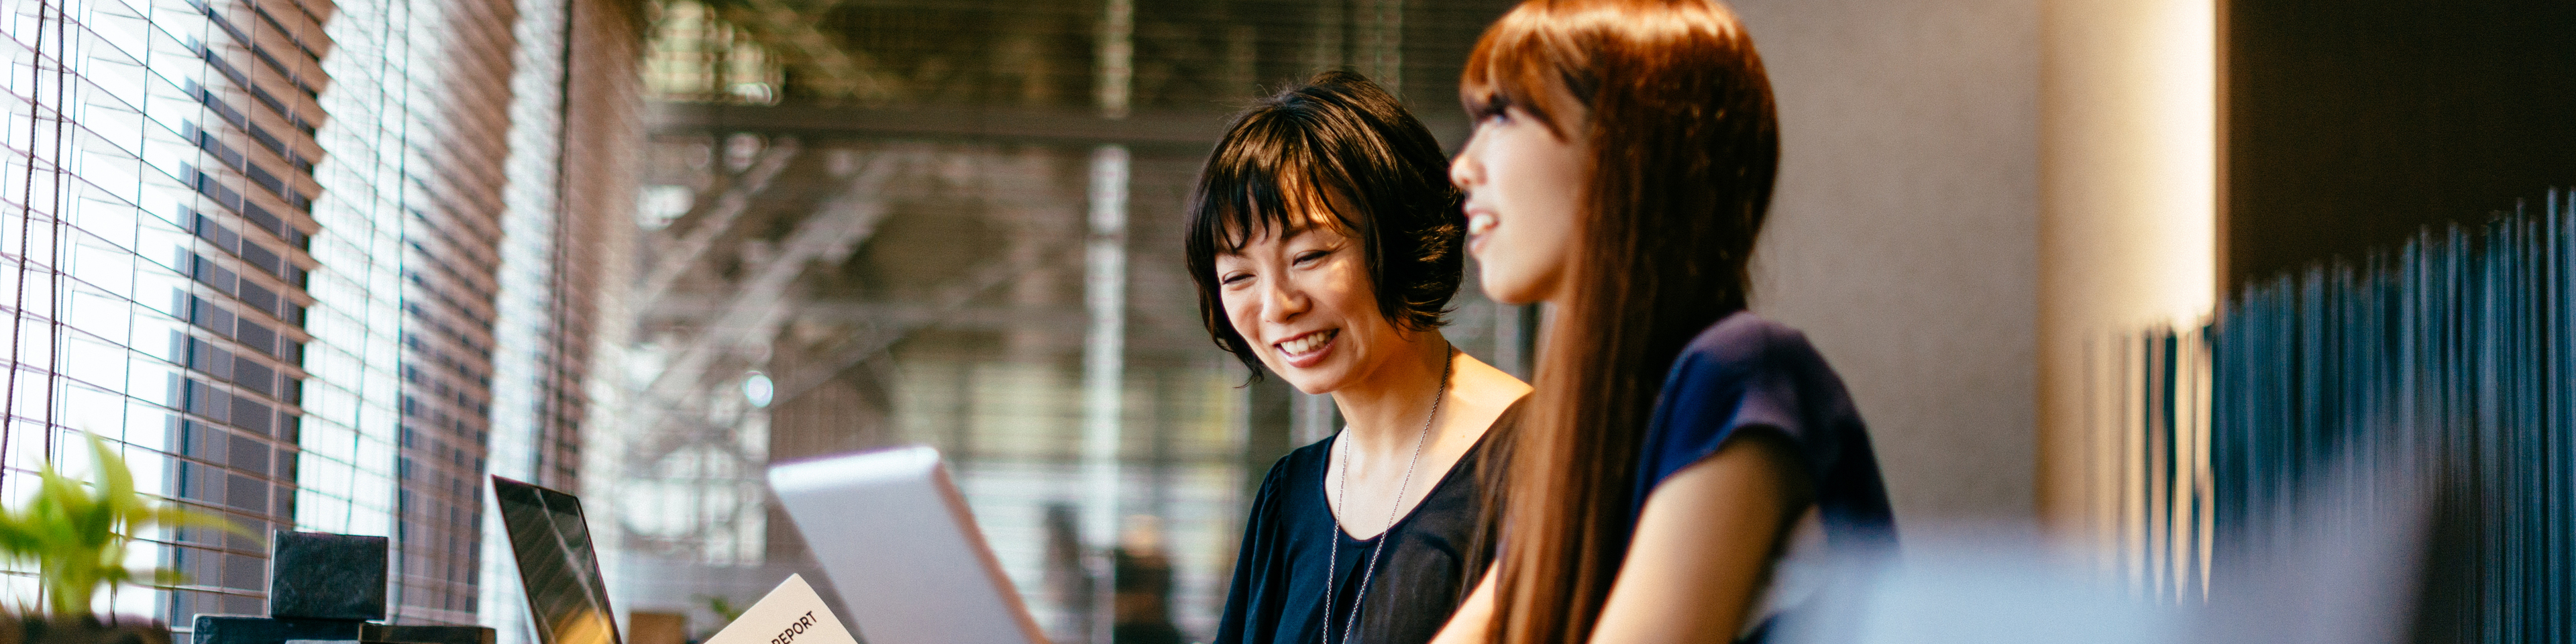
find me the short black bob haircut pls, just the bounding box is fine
[1185,70,1466,378]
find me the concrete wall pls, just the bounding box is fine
[1732,0,2045,527]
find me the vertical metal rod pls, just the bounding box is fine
[1081,144,1130,644]
[1084,1,1134,635]
[1097,0,1133,119]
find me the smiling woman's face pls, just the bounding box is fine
[1451,104,1589,305]
[1212,203,1407,395]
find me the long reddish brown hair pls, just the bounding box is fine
[1460,1,1778,642]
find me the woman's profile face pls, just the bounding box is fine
[1451,105,1589,305]
[1212,203,1409,395]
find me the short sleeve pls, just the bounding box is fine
[1628,312,1894,550]
[1638,315,1833,490]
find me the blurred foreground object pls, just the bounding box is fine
[1782,455,2492,644]
[0,435,243,621]
[1775,529,2180,644]
[694,576,855,644]
[0,435,246,644]
[193,532,492,644]
[768,445,1048,644]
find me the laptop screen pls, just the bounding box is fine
[494,476,623,644]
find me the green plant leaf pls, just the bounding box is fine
[150,506,256,538]
[89,435,138,519]
[2,431,248,619]
[36,470,91,546]
[145,568,186,586]
[0,508,40,556]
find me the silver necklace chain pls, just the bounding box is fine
[1323,351,1454,644]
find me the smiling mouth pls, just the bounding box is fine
[1467,213,1498,237]
[1277,329,1340,358]
[1466,213,1499,252]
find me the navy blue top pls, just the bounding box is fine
[1628,311,1898,560]
[1216,398,1526,644]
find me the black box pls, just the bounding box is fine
[268,531,389,621]
[193,615,364,644]
[191,531,484,644]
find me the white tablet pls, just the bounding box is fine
[767,445,1049,644]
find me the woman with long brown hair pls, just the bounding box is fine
[1430,1,1898,643]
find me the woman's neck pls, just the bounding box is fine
[1329,331,1455,458]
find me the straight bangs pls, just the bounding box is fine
[1458,2,1597,137]
[1185,117,1362,260]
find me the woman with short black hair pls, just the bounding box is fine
[1191,70,1530,644]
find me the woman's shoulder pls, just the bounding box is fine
[1242,438,1334,529]
[1659,309,1857,422]
[1262,437,1335,488]
[1637,311,1892,542]
[1651,312,1847,415]
[1641,311,1866,488]
[1672,311,1830,378]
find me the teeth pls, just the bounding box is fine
[1467,213,1497,236]
[1281,331,1335,355]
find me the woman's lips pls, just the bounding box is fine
[1275,329,1340,368]
[1466,212,1497,254]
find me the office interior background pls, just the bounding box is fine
[0,0,2563,642]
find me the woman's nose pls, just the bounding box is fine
[1259,278,1306,323]
[1449,133,1485,191]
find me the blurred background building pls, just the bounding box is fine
[0,0,2564,643]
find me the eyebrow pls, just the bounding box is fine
[1218,219,1318,256]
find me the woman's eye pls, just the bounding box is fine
[1220,272,1252,286]
[1293,250,1330,265]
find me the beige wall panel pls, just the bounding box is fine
[2036,0,2216,543]
[1733,0,2044,527]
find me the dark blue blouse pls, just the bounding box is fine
[1628,311,1898,559]
[1215,399,1525,644]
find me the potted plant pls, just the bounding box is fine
[0,433,244,644]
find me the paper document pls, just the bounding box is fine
[701,575,862,644]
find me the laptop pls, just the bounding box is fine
[767,445,1049,644]
[493,476,625,644]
